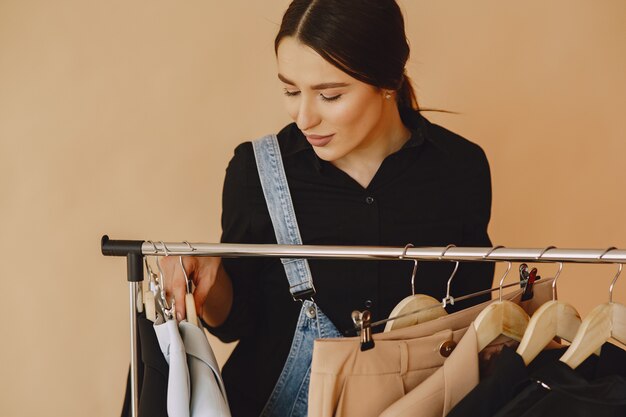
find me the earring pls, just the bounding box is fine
[384,91,393,99]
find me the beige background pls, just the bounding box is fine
[1,0,625,416]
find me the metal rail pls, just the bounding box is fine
[101,236,625,417]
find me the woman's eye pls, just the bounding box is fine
[320,93,341,102]
[283,89,300,97]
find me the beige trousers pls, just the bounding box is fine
[308,279,554,417]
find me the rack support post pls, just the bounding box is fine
[127,252,143,417]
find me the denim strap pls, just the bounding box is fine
[252,134,315,299]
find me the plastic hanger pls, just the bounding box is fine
[384,244,447,332]
[179,241,199,327]
[143,256,158,321]
[560,249,626,369]
[516,254,582,365]
[473,260,531,351]
[155,242,175,321]
[141,241,166,322]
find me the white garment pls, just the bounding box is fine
[154,316,191,417]
[179,321,231,417]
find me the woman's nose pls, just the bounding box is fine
[295,98,321,131]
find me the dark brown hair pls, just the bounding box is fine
[275,0,419,112]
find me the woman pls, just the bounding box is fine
[163,1,494,416]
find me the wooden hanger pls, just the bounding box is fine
[560,260,626,369]
[384,294,447,331]
[473,261,530,351]
[516,261,582,365]
[179,252,199,327]
[143,256,158,322]
[384,245,447,332]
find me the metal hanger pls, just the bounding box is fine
[362,246,527,333]
[440,244,461,308]
[560,248,626,368]
[516,246,582,365]
[383,244,448,332]
[473,257,531,351]
[355,245,530,350]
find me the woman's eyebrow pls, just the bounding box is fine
[278,73,350,90]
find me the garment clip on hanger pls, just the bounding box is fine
[516,246,582,365]
[384,244,447,332]
[473,256,530,351]
[560,248,626,369]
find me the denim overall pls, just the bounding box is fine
[253,134,342,417]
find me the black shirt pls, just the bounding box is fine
[207,111,495,417]
[449,343,626,417]
[493,343,626,417]
[447,346,568,417]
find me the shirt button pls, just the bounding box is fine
[365,196,375,205]
[439,340,457,357]
[364,300,373,308]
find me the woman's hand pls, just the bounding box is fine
[161,255,233,326]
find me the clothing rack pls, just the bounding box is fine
[101,235,626,417]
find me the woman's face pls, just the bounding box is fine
[276,37,391,164]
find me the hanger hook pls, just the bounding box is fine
[609,264,623,303]
[536,246,561,300]
[536,245,556,261]
[180,241,195,294]
[183,240,196,253]
[440,245,459,307]
[160,241,170,257]
[144,241,159,287]
[483,245,505,261]
[551,263,564,300]
[155,241,172,311]
[599,247,621,303]
[400,243,418,295]
[481,246,507,301]
[497,261,513,302]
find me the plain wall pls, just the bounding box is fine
[1,1,625,416]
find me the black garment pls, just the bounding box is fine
[448,343,626,417]
[447,346,567,417]
[121,314,169,417]
[493,343,626,417]
[207,111,495,417]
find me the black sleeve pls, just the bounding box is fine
[448,143,495,312]
[204,142,268,343]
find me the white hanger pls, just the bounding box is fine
[516,254,582,365]
[384,244,447,332]
[473,259,530,351]
[560,249,626,369]
[143,255,158,322]
[155,241,175,321]
[179,241,199,327]
[142,240,166,322]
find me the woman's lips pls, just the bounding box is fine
[305,133,335,147]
